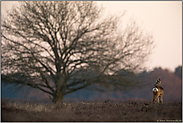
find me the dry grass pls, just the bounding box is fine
[1,99,182,122]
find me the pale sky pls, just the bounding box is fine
[97,1,182,72]
[1,1,182,72]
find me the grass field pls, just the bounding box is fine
[1,99,182,122]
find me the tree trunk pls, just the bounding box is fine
[52,92,65,103]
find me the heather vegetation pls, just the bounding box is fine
[2,99,182,122]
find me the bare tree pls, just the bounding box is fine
[1,1,153,103]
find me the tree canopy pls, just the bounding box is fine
[1,1,154,103]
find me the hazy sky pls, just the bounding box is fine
[97,1,182,72]
[1,1,182,72]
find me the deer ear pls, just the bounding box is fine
[159,78,161,81]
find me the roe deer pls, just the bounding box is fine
[152,78,164,103]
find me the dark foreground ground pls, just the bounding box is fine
[1,99,182,122]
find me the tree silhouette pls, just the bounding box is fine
[174,65,182,79]
[1,1,153,103]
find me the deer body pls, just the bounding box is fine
[152,79,164,103]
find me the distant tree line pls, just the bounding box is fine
[2,66,182,101]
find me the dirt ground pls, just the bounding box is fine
[1,99,182,122]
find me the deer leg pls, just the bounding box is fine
[154,93,160,103]
[160,95,163,103]
[153,93,155,102]
[157,96,159,103]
